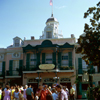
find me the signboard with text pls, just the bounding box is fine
[39,64,55,70]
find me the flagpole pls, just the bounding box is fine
[50,0,53,17]
[52,0,53,17]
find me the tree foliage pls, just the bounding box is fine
[76,2,100,67]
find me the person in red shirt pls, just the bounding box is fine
[38,85,52,100]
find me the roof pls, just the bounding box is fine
[46,17,58,23]
[46,14,58,23]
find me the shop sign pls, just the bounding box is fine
[39,64,55,70]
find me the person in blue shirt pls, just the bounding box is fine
[26,84,34,100]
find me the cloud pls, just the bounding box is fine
[55,6,66,9]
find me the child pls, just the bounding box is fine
[35,92,39,100]
[19,90,24,100]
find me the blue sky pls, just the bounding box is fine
[0,0,99,48]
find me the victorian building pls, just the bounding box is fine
[75,52,99,99]
[0,14,76,93]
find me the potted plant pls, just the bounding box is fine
[61,66,68,70]
[70,66,75,70]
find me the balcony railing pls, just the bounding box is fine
[59,65,74,70]
[23,65,38,71]
[6,70,21,76]
[78,68,95,74]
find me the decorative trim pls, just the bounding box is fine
[12,52,20,58]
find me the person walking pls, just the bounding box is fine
[23,85,28,100]
[38,85,52,100]
[0,87,2,100]
[70,86,75,100]
[51,88,58,100]
[3,85,11,100]
[19,90,24,100]
[56,84,68,100]
[26,84,34,100]
[11,86,15,100]
[13,87,19,100]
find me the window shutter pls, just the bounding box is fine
[78,58,82,74]
[19,60,23,75]
[89,61,94,74]
[68,52,72,67]
[9,60,13,75]
[42,53,45,64]
[37,53,40,68]
[52,52,56,65]
[58,52,61,68]
[26,54,30,70]
[2,61,5,76]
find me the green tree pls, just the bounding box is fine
[76,2,100,70]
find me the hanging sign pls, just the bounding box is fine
[39,64,55,70]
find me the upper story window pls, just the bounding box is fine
[13,60,19,70]
[45,53,52,64]
[13,60,19,75]
[46,32,52,38]
[61,53,68,66]
[0,54,4,60]
[13,53,19,57]
[82,60,88,69]
[30,54,37,65]
[15,39,19,47]
[12,52,20,58]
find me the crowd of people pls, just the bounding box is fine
[0,83,75,100]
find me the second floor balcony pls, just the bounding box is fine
[78,68,95,74]
[6,70,21,76]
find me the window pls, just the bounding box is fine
[30,54,36,68]
[13,60,19,70]
[82,60,88,69]
[15,39,19,47]
[62,56,68,60]
[46,32,52,38]
[13,53,19,57]
[46,53,52,64]
[0,55,3,59]
[13,60,19,75]
[61,53,69,66]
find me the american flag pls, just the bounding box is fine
[50,0,53,6]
